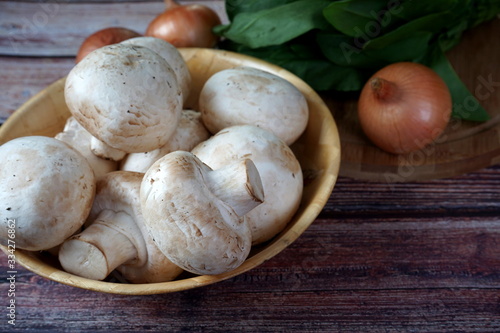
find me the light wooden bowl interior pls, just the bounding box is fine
[0,48,341,295]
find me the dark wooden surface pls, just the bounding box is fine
[1,1,499,332]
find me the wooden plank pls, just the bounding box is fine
[323,165,500,218]
[1,252,499,332]
[12,290,500,331]
[2,213,499,292]
[0,57,74,123]
[217,215,500,292]
[0,1,228,57]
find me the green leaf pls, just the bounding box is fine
[224,0,298,21]
[317,30,433,68]
[217,0,332,49]
[322,0,404,38]
[220,39,367,91]
[218,0,500,121]
[281,58,367,91]
[467,0,500,28]
[438,19,468,52]
[391,0,458,21]
[363,11,450,50]
[423,46,491,122]
[316,32,379,68]
[369,31,433,63]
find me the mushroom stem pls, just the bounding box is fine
[90,136,127,162]
[204,159,265,217]
[59,210,140,280]
[55,117,118,178]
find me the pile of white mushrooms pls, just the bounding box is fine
[0,37,309,283]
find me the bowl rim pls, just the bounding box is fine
[0,48,341,294]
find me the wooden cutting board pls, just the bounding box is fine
[324,18,500,182]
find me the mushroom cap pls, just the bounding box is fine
[55,116,118,178]
[199,66,309,145]
[121,36,191,103]
[120,110,210,173]
[88,171,183,283]
[192,125,303,245]
[0,136,95,251]
[64,43,183,153]
[140,151,253,275]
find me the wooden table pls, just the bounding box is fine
[1,1,499,331]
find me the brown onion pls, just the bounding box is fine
[357,62,452,154]
[75,27,141,63]
[145,0,221,48]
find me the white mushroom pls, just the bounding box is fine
[55,116,118,178]
[192,125,303,245]
[64,43,183,160]
[121,36,191,104]
[58,171,183,283]
[120,110,210,173]
[140,151,264,275]
[90,136,128,162]
[0,136,95,251]
[199,66,309,145]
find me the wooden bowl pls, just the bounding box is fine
[0,48,341,295]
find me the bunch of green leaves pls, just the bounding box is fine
[215,0,500,121]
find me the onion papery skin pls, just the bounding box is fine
[76,27,142,63]
[145,5,221,48]
[357,62,452,155]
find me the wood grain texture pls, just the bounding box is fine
[0,57,74,123]
[1,205,500,331]
[0,0,499,332]
[324,166,500,218]
[1,172,499,331]
[0,1,227,56]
